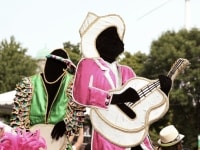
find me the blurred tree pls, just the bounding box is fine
[0,36,37,93]
[120,51,148,76]
[63,41,81,65]
[144,28,200,150]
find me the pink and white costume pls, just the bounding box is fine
[73,12,154,150]
[73,58,153,150]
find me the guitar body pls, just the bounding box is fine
[90,58,189,147]
[90,77,169,147]
[30,124,69,150]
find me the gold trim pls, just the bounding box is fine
[43,69,67,84]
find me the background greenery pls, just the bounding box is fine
[0,28,199,149]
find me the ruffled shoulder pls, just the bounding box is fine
[64,99,86,137]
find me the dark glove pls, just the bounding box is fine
[51,120,66,140]
[131,145,143,150]
[111,87,139,119]
[116,104,136,119]
[111,87,140,104]
[158,75,172,96]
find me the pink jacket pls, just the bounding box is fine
[73,58,153,150]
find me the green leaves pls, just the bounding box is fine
[0,36,37,93]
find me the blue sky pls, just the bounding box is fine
[0,0,200,57]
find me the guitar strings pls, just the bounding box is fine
[137,81,160,97]
[167,59,184,78]
[127,59,185,108]
[127,81,160,107]
[140,59,184,99]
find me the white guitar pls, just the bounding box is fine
[90,58,190,147]
[30,124,69,150]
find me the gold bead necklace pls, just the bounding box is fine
[43,69,67,84]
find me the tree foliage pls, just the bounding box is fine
[116,28,200,149]
[120,51,148,76]
[0,36,37,93]
[63,41,81,65]
[142,28,200,149]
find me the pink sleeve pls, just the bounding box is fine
[120,65,136,84]
[73,58,111,109]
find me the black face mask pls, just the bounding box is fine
[44,49,68,81]
[96,27,124,63]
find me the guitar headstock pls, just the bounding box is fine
[167,58,190,81]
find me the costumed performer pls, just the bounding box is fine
[10,48,86,150]
[72,12,172,150]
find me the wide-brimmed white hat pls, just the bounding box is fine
[79,12,125,58]
[157,125,184,147]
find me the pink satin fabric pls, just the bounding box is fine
[73,58,134,109]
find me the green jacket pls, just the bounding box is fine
[10,73,85,133]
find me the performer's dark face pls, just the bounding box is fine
[96,26,124,63]
[44,49,68,79]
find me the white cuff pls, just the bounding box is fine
[72,145,76,150]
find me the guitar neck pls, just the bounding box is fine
[127,58,189,106]
[167,58,189,81]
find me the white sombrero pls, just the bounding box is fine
[157,125,184,147]
[79,12,125,58]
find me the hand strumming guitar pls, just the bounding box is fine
[110,88,140,119]
[111,87,140,104]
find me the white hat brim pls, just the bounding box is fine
[80,12,125,58]
[157,134,184,147]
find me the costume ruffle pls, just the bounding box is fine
[0,128,46,150]
[64,80,86,137]
[10,77,32,130]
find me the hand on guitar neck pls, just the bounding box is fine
[158,75,172,96]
